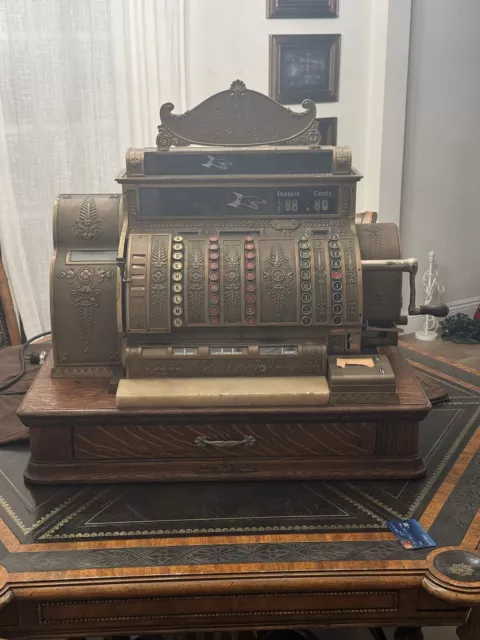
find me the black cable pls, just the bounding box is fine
[0,331,52,394]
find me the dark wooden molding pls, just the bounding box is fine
[270,34,341,105]
[0,255,21,346]
[317,116,338,145]
[423,548,480,606]
[0,551,475,638]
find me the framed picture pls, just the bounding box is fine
[267,0,339,19]
[270,34,341,104]
[316,117,337,145]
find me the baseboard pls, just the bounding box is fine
[402,296,480,335]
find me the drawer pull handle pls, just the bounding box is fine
[195,435,257,449]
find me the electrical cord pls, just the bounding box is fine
[0,331,52,394]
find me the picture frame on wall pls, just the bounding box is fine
[267,0,339,19]
[316,117,337,146]
[270,34,341,104]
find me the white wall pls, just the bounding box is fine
[184,0,410,218]
[401,0,480,312]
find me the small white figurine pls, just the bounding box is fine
[415,251,445,341]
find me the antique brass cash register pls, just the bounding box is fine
[20,81,448,484]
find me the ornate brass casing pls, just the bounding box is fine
[356,223,402,324]
[156,79,319,149]
[125,340,327,379]
[51,194,123,377]
[327,354,398,405]
[49,81,448,399]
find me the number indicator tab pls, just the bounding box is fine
[275,187,339,215]
[139,186,340,217]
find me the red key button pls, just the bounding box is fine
[209,243,219,251]
[209,235,219,242]
[246,293,256,304]
[246,283,256,292]
[246,317,256,326]
[209,282,219,292]
[245,243,255,251]
[209,252,219,260]
[209,262,219,270]
[209,294,219,304]
[210,306,220,316]
[245,235,254,242]
[246,261,256,270]
[245,251,255,260]
[210,317,219,326]
[332,271,343,279]
[246,272,256,281]
[209,272,219,281]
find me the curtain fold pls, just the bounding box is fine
[0,0,186,337]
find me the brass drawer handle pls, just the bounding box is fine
[195,435,256,449]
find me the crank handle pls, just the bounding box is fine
[361,259,449,318]
[409,303,449,318]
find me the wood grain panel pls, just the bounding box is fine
[30,426,73,462]
[375,420,420,456]
[74,422,376,460]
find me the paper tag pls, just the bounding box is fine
[387,519,436,550]
[337,357,375,369]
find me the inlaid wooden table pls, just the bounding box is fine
[0,344,477,639]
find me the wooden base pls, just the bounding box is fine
[24,452,426,484]
[19,347,431,484]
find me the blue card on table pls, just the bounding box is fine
[387,519,436,550]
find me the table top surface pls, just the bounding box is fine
[0,343,478,601]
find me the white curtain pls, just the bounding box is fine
[0,0,187,338]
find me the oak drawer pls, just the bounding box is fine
[74,422,376,460]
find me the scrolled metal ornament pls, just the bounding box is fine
[223,243,241,323]
[229,79,246,99]
[156,125,191,151]
[157,80,317,149]
[71,285,100,353]
[187,241,206,323]
[56,267,114,354]
[151,240,168,321]
[73,195,103,243]
[264,243,294,322]
[284,121,322,148]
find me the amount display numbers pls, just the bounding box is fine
[315,198,330,212]
[277,198,330,213]
[278,198,298,213]
[275,188,338,215]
